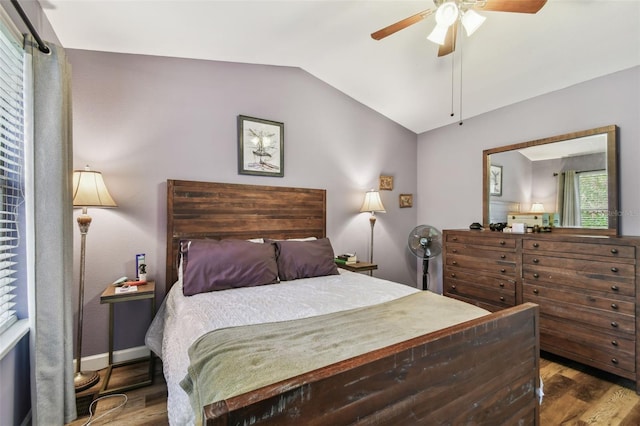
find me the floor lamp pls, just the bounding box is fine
[360,189,386,267]
[72,166,117,391]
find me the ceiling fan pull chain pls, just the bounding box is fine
[450,49,455,118]
[459,29,464,126]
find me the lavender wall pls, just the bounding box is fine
[417,66,640,292]
[67,50,419,357]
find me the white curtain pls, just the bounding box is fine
[558,170,581,227]
[26,36,76,423]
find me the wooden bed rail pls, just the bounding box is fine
[203,303,540,425]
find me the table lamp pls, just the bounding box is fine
[360,189,386,263]
[72,166,117,391]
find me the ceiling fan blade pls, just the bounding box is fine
[474,0,547,14]
[371,9,434,40]
[437,22,458,57]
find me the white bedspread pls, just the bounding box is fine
[145,270,419,425]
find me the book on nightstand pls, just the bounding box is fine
[336,253,357,264]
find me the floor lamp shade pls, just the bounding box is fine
[72,166,117,391]
[360,190,385,265]
[72,168,117,208]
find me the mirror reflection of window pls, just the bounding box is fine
[578,170,608,227]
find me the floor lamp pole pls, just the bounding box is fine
[368,213,377,276]
[74,208,99,391]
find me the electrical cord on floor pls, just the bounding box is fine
[82,393,128,426]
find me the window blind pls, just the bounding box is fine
[0,18,24,336]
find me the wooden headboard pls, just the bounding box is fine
[165,180,326,292]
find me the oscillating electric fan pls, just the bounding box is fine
[408,225,443,291]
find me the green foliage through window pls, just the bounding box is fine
[579,171,608,228]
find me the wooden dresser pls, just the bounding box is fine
[443,229,640,389]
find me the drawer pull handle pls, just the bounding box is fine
[611,303,619,310]
[499,240,506,245]
[450,273,456,278]
[533,273,539,279]
[611,358,619,365]
[611,321,619,328]
[611,285,619,292]
[533,289,539,294]
[452,260,457,265]
[612,340,619,346]
[500,268,506,273]
[611,267,619,273]
[499,296,505,301]
[532,242,539,248]
[500,254,506,259]
[499,282,505,288]
[451,285,457,290]
[452,248,458,253]
[453,237,458,241]
[533,258,539,263]
[611,248,618,254]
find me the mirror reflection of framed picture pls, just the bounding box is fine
[490,165,502,196]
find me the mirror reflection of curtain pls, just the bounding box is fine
[557,170,580,227]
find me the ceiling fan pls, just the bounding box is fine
[371,0,547,57]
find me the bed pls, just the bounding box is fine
[147,179,541,425]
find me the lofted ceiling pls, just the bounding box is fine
[40,0,640,134]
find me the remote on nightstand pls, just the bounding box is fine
[111,276,128,286]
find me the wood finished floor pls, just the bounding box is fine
[67,352,640,425]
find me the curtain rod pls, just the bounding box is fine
[553,168,605,176]
[10,0,50,54]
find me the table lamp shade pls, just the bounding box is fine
[360,190,385,213]
[72,168,117,208]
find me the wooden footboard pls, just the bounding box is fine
[203,303,540,425]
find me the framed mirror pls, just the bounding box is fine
[483,125,619,236]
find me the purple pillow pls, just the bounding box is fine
[182,239,278,296]
[274,238,339,281]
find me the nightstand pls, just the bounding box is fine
[336,261,378,275]
[99,280,156,395]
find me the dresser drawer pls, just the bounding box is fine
[444,278,515,307]
[523,254,633,277]
[523,293,635,335]
[447,244,516,262]
[524,238,635,259]
[522,283,634,315]
[523,263,635,297]
[445,269,516,291]
[446,254,516,276]
[540,319,635,375]
[446,233,516,249]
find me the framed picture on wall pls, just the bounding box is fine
[490,165,502,196]
[399,193,413,208]
[238,115,284,177]
[379,175,393,190]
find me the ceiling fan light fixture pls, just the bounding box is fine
[427,2,458,45]
[461,9,486,36]
[435,2,459,26]
[427,24,449,45]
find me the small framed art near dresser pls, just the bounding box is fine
[443,229,640,392]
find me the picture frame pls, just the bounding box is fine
[399,193,413,208]
[490,165,503,196]
[238,115,284,177]
[379,175,393,191]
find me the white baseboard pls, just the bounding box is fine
[74,345,150,372]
